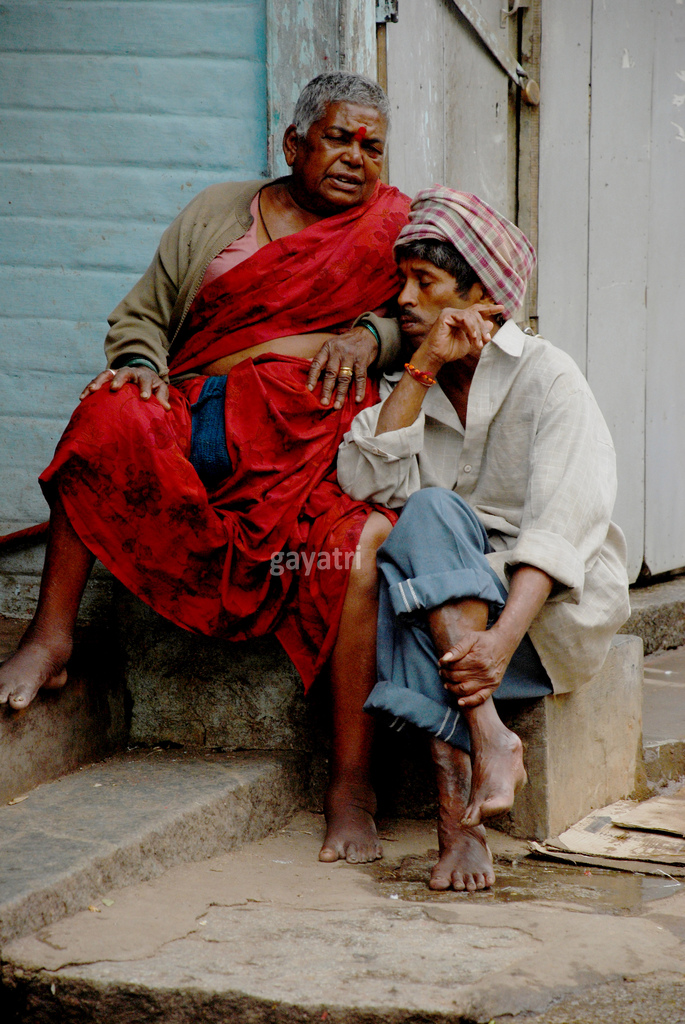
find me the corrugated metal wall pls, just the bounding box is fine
[0,0,267,530]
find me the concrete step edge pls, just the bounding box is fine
[622,577,685,655]
[0,750,305,946]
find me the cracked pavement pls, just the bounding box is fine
[3,813,685,1022]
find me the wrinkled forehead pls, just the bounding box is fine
[314,100,387,137]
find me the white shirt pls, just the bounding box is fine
[338,321,630,693]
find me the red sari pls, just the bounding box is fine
[40,183,409,689]
[170,182,410,375]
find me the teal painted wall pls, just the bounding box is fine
[0,0,267,527]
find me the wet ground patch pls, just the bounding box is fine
[370,849,683,913]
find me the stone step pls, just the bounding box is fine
[621,575,685,655]
[505,633,644,839]
[119,601,647,841]
[0,748,304,946]
[1,636,684,1021]
[2,569,684,810]
[2,813,684,1024]
[0,617,127,805]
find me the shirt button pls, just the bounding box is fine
[463,464,472,473]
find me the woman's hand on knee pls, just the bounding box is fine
[80,367,171,411]
[439,630,511,708]
[306,327,377,410]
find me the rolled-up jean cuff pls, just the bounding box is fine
[364,681,469,749]
[388,567,506,619]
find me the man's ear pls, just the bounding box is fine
[463,281,488,305]
[282,124,300,168]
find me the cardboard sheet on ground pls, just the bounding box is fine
[528,842,685,876]
[610,784,685,838]
[530,800,685,870]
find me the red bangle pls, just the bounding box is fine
[404,362,436,387]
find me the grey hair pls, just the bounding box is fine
[291,72,390,138]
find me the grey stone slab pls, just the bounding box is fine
[116,589,328,756]
[0,830,102,896]
[0,818,32,846]
[0,749,304,945]
[2,817,684,1024]
[0,619,128,804]
[623,577,685,655]
[48,905,535,1012]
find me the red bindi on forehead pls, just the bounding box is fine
[353,125,367,142]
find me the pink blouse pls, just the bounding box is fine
[199,194,261,292]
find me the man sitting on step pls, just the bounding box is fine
[337,186,631,892]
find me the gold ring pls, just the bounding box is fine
[338,367,354,378]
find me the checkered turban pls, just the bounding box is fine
[394,186,536,319]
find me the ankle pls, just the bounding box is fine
[24,619,73,652]
[325,774,376,813]
[474,722,521,753]
[465,704,520,748]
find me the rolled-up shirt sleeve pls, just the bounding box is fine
[337,402,425,508]
[503,383,618,604]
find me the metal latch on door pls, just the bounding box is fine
[375,1,398,24]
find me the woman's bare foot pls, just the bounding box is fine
[319,777,382,864]
[0,628,71,710]
[430,823,495,891]
[462,700,526,826]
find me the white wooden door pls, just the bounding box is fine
[643,1,685,576]
[384,0,516,217]
[538,0,685,580]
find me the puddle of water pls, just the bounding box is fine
[372,852,684,914]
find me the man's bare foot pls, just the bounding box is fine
[319,777,382,864]
[430,737,494,889]
[430,823,495,891]
[0,630,71,710]
[462,706,526,826]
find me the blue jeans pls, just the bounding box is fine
[365,488,552,752]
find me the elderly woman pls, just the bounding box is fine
[338,187,630,891]
[0,72,410,866]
